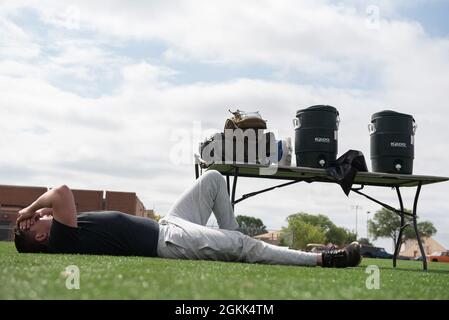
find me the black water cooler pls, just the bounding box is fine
[294,105,339,168]
[369,110,416,174]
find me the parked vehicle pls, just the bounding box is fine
[427,251,449,263]
[361,245,411,260]
[360,245,393,259]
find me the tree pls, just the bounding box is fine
[403,221,436,241]
[287,213,334,232]
[236,215,267,237]
[357,238,373,246]
[326,226,357,245]
[281,219,326,250]
[368,208,437,246]
[286,212,356,246]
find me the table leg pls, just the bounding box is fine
[393,187,405,268]
[195,163,199,179]
[226,175,230,195]
[412,182,427,271]
[231,167,239,209]
[351,186,425,271]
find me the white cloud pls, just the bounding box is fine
[121,62,177,88]
[0,16,40,59]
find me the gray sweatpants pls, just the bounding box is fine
[157,170,318,266]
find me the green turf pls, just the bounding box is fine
[1,241,448,300]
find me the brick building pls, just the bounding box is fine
[105,191,145,217]
[72,189,104,212]
[0,185,48,241]
[0,184,149,241]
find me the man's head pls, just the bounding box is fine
[14,216,53,253]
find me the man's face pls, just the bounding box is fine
[29,215,53,242]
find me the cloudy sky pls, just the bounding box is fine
[1,0,449,251]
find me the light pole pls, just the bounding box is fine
[366,211,371,240]
[351,205,363,239]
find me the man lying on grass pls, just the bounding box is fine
[14,170,361,268]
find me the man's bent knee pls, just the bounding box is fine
[202,170,224,183]
[201,171,226,193]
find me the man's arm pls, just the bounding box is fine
[36,208,54,217]
[17,185,77,229]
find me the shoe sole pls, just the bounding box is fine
[347,242,362,267]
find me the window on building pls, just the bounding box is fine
[0,221,12,241]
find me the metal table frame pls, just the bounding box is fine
[194,161,449,271]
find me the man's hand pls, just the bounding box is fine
[17,208,46,230]
[16,207,54,230]
[16,208,37,230]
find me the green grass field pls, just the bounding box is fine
[1,241,448,300]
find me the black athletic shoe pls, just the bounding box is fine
[322,242,362,268]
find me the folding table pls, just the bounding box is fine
[195,161,449,271]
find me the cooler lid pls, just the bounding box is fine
[296,105,338,116]
[371,110,414,121]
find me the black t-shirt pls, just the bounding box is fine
[48,211,160,257]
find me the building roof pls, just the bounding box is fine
[400,237,446,257]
